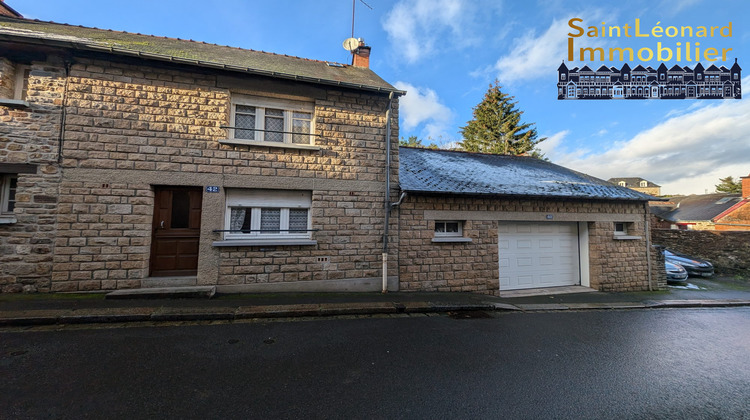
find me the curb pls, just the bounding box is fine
[1,300,749,327]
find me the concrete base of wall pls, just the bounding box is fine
[215,276,399,294]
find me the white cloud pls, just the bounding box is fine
[542,97,750,196]
[394,81,454,140]
[493,10,615,84]
[382,0,502,64]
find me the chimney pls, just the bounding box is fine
[352,39,370,68]
[742,173,750,199]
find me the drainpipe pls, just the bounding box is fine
[57,60,72,163]
[644,202,654,291]
[382,91,394,293]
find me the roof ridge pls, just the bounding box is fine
[13,17,341,65]
[400,146,536,160]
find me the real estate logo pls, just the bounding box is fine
[558,18,742,100]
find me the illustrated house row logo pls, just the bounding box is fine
[557,59,741,100]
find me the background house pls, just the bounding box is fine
[652,175,750,231]
[608,177,661,196]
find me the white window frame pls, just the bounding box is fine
[434,220,462,237]
[639,180,648,187]
[223,189,312,241]
[618,181,626,187]
[13,65,30,101]
[614,222,627,236]
[0,174,18,223]
[229,95,315,146]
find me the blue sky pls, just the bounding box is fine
[14,0,750,195]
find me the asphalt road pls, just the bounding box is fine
[2,308,749,419]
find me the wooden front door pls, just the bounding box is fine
[150,187,202,277]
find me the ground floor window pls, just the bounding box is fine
[434,220,462,237]
[1,174,17,214]
[224,189,311,240]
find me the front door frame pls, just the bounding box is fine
[149,186,203,277]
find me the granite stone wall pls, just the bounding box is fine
[0,58,65,292]
[397,195,661,295]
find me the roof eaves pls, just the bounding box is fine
[400,188,657,202]
[1,32,406,96]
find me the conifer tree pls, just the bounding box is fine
[459,80,545,156]
[715,176,742,193]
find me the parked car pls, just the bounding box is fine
[663,248,714,277]
[665,261,688,284]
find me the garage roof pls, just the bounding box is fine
[399,147,658,201]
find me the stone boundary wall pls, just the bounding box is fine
[652,229,750,276]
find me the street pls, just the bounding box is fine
[2,308,749,419]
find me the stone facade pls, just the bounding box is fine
[0,58,65,292]
[2,50,400,294]
[1,40,659,296]
[396,195,660,295]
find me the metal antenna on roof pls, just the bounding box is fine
[351,0,373,38]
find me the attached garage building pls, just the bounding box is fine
[396,147,665,295]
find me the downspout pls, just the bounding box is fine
[644,202,654,291]
[382,91,394,293]
[57,60,72,163]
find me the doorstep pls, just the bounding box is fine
[105,286,216,299]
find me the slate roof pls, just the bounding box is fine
[652,194,744,222]
[607,177,661,188]
[0,16,401,94]
[399,148,657,201]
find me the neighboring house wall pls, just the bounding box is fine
[0,58,65,292]
[652,229,750,276]
[632,186,660,196]
[715,204,750,231]
[4,53,400,293]
[397,196,659,294]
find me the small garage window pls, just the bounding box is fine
[435,221,461,237]
[613,222,642,240]
[614,222,627,236]
[432,220,472,243]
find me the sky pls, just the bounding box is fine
[12,0,750,195]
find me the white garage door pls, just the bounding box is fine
[498,222,580,290]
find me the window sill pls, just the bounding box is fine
[0,98,30,109]
[613,235,642,240]
[0,215,18,224]
[213,239,318,247]
[219,139,321,151]
[432,237,473,243]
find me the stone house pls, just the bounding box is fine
[0,15,402,293]
[397,148,665,293]
[607,177,661,196]
[1,12,664,295]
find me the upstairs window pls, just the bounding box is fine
[229,96,314,145]
[1,63,29,103]
[639,180,648,187]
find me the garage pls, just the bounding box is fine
[498,222,581,290]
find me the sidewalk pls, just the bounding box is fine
[1,277,749,327]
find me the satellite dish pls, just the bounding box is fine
[342,37,360,51]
